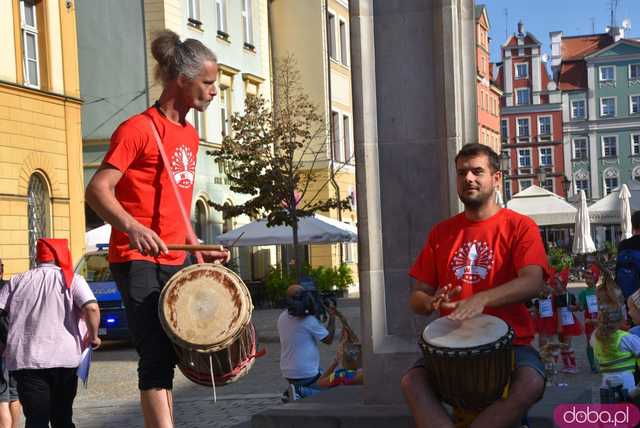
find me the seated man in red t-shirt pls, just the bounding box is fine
[401,143,549,428]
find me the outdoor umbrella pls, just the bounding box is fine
[572,190,596,254]
[620,183,633,240]
[213,214,358,247]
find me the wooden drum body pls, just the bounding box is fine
[159,263,256,386]
[419,314,514,411]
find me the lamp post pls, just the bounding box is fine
[535,167,546,188]
[499,151,510,204]
[562,175,571,201]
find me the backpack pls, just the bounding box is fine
[615,249,640,299]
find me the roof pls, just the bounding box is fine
[507,185,577,226]
[475,5,488,27]
[494,63,503,89]
[561,34,614,61]
[558,61,588,90]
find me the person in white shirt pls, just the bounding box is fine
[277,284,335,400]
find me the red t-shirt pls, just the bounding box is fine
[103,106,199,265]
[409,208,550,346]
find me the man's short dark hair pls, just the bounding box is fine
[632,211,640,230]
[454,143,500,172]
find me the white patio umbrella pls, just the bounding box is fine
[213,214,358,247]
[620,184,633,240]
[572,190,596,254]
[85,223,111,251]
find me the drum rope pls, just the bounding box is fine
[209,354,217,403]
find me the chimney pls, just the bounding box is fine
[549,31,563,78]
[517,21,525,37]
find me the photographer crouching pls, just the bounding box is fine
[278,284,336,401]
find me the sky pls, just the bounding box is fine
[483,0,640,62]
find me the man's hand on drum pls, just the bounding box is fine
[429,284,462,312]
[127,222,168,256]
[446,292,489,321]
[202,248,231,264]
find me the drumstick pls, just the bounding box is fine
[167,244,225,252]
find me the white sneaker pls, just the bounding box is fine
[288,384,300,401]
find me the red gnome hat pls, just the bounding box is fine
[36,238,73,289]
[558,268,570,286]
[589,264,602,283]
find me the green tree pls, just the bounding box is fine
[208,56,351,279]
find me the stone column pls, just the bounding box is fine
[351,0,477,404]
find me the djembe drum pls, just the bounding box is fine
[159,263,259,387]
[419,314,514,411]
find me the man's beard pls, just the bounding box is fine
[459,188,494,209]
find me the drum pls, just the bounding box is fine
[159,263,258,386]
[419,314,514,410]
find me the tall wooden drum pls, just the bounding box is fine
[159,263,257,386]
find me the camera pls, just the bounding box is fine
[286,276,338,321]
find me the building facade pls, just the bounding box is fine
[0,0,85,274]
[270,0,358,277]
[553,29,640,200]
[475,5,501,153]
[497,22,565,201]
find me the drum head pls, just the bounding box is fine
[422,314,508,349]
[159,264,253,351]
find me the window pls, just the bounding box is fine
[219,86,231,136]
[571,100,586,119]
[20,0,39,88]
[630,95,640,114]
[575,178,589,196]
[634,167,640,181]
[339,20,348,66]
[538,116,551,136]
[328,13,337,60]
[516,118,530,141]
[573,138,588,160]
[603,169,619,195]
[630,64,640,80]
[541,178,554,192]
[602,136,617,157]
[516,88,530,105]
[194,199,207,241]
[193,110,206,140]
[519,179,533,191]
[242,0,253,46]
[515,63,528,79]
[331,111,341,162]
[632,134,640,156]
[343,115,352,163]
[187,0,200,23]
[517,148,531,168]
[600,97,616,117]
[215,0,228,35]
[599,65,615,82]
[501,119,508,141]
[27,172,51,268]
[539,147,553,167]
[504,181,512,200]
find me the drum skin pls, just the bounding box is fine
[159,263,257,386]
[419,315,514,411]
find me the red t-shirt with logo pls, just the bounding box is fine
[409,208,550,346]
[103,106,199,265]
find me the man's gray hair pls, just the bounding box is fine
[151,30,217,85]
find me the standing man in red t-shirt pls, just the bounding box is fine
[85,30,229,428]
[401,143,549,428]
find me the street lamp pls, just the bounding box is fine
[499,151,510,203]
[562,175,571,200]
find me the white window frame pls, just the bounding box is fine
[504,180,512,200]
[241,0,254,46]
[187,0,200,22]
[603,168,620,195]
[516,88,530,105]
[192,110,206,140]
[331,110,342,162]
[575,177,590,196]
[538,115,552,138]
[630,94,640,115]
[519,179,533,191]
[516,117,530,142]
[600,97,616,117]
[515,63,529,79]
[601,135,618,158]
[327,11,337,61]
[630,64,640,80]
[571,99,586,119]
[215,0,228,34]
[339,19,349,66]
[632,133,640,156]
[20,0,39,88]
[599,65,615,82]
[342,113,353,164]
[517,148,532,168]
[538,147,553,167]
[572,138,588,160]
[219,85,231,136]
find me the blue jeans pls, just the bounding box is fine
[288,372,324,398]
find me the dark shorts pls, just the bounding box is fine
[411,345,546,382]
[110,260,186,391]
[0,359,18,402]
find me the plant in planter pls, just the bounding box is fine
[264,265,296,307]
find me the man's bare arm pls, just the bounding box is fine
[409,281,437,316]
[85,165,168,256]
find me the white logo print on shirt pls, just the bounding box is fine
[450,241,494,284]
[170,145,196,189]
